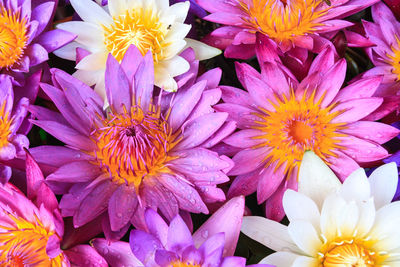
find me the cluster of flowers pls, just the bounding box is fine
[1,0,400,266]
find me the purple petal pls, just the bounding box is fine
[134,51,154,112]
[31,2,55,35]
[129,230,163,263]
[92,239,143,267]
[144,208,169,246]
[46,234,62,259]
[36,29,77,53]
[25,43,49,66]
[108,184,138,232]
[64,244,108,267]
[46,161,102,183]
[167,215,194,252]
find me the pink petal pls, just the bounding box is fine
[29,146,93,168]
[330,97,383,123]
[338,136,389,162]
[144,208,169,245]
[193,196,244,257]
[176,112,228,150]
[223,129,265,148]
[333,76,382,102]
[64,244,108,267]
[326,150,359,182]
[92,239,143,267]
[186,89,222,122]
[201,120,237,148]
[134,51,155,113]
[214,103,261,129]
[229,147,270,175]
[46,161,102,183]
[227,168,262,198]
[108,184,138,232]
[257,162,287,204]
[339,121,399,144]
[220,85,253,108]
[308,46,335,75]
[261,62,290,96]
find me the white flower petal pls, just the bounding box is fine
[157,56,189,77]
[184,38,222,60]
[298,151,341,209]
[70,0,113,26]
[369,162,398,209]
[154,66,178,92]
[163,39,187,60]
[259,252,299,267]
[155,0,169,10]
[339,168,370,202]
[108,0,127,17]
[56,21,104,50]
[335,200,359,237]
[166,2,189,23]
[369,201,400,243]
[292,255,319,267]
[75,51,108,71]
[283,190,320,231]
[73,69,103,87]
[288,220,322,256]
[320,194,347,241]
[53,42,81,61]
[241,216,301,254]
[164,24,192,44]
[372,232,400,253]
[355,198,375,238]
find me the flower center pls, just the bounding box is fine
[91,106,179,188]
[239,0,327,44]
[103,8,170,62]
[0,101,12,148]
[0,7,28,69]
[323,243,375,266]
[169,261,201,267]
[0,213,66,266]
[253,91,346,174]
[387,35,400,80]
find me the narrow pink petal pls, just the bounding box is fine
[326,150,359,182]
[168,80,207,132]
[167,215,194,252]
[108,184,138,232]
[220,85,254,108]
[225,43,256,59]
[121,45,142,84]
[105,54,131,113]
[363,96,400,121]
[197,68,222,89]
[204,12,244,25]
[223,129,265,148]
[176,112,228,150]
[214,103,261,129]
[47,161,102,183]
[227,168,261,198]
[339,121,399,144]
[308,46,335,75]
[64,244,108,267]
[330,97,383,123]
[255,33,281,64]
[338,136,389,162]
[198,186,226,203]
[333,76,382,102]
[186,89,222,122]
[257,162,287,204]
[193,196,245,257]
[201,121,237,148]
[314,19,354,32]
[198,0,240,13]
[92,239,143,267]
[229,147,270,175]
[74,180,118,227]
[29,146,93,168]
[144,209,169,246]
[134,52,154,112]
[261,62,290,96]
[25,150,44,200]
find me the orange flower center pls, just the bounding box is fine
[0,213,66,266]
[253,90,346,174]
[323,243,375,266]
[0,6,28,69]
[169,261,201,267]
[387,35,400,80]
[90,105,180,188]
[103,8,170,62]
[0,101,12,148]
[239,0,328,44]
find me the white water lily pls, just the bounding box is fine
[54,0,220,97]
[241,151,400,267]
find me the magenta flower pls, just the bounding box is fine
[0,0,75,77]
[30,45,233,235]
[93,196,271,267]
[362,2,400,119]
[198,0,378,59]
[0,74,40,184]
[0,152,107,266]
[217,43,399,221]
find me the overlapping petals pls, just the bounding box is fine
[93,196,271,267]
[0,152,106,266]
[54,0,220,96]
[30,45,233,236]
[219,41,399,221]
[241,151,400,266]
[0,0,75,77]
[198,0,378,59]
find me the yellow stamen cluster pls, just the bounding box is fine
[0,101,12,148]
[239,0,328,44]
[319,238,388,266]
[387,35,400,80]
[170,261,201,267]
[103,8,170,63]
[253,90,346,175]
[0,6,28,68]
[0,213,66,266]
[91,105,180,189]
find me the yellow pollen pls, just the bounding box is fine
[91,105,180,189]
[0,6,28,69]
[169,261,201,267]
[239,0,328,44]
[103,8,170,63]
[0,213,66,266]
[253,90,346,174]
[323,243,375,266]
[0,101,12,148]
[387,35,400,80]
